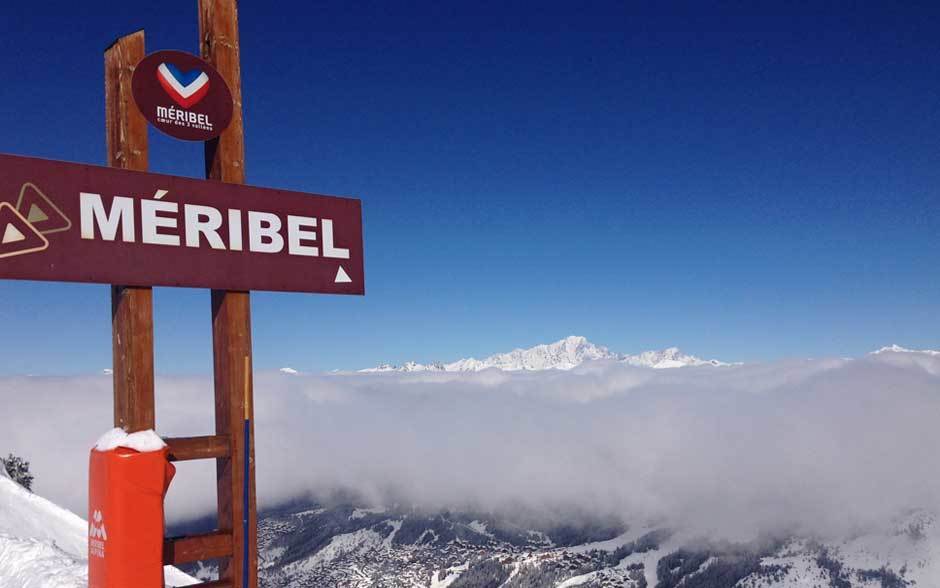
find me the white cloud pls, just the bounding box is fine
[1,350,938,540]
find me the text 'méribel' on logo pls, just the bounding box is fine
[132,50,233,141]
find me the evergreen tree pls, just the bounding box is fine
[2,453,33,492]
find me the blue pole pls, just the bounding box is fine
[243,417,250,588]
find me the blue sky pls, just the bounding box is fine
[0,3,938,374]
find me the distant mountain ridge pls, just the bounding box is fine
[360,335,731,373]
[871,344,940,356]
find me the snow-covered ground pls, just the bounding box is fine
[0,469,197,587]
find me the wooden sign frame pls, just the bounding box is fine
[105,2,258,586]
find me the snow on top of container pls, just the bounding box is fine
[94,428,167,453]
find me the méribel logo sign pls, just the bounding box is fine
[157,62,210,108]
[132,50,233,141]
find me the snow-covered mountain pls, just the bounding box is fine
[361,335,729,372]
[620,346,729,368]
[441,335,619,372]
[871,344,940,357]
[183,501,940,588]
[0,465,196,587]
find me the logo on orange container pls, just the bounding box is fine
[89,509,108,558]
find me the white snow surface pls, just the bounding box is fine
[741,512,940,588]
[361,335,730,372]
[0,460,196,587]
[350,507,386,520]
[284,528,386,573]
[94,427,166,453]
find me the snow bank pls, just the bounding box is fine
[0,465,196,587]
[0,534,87,588]
[94,428,166,453]
[0,468,88,557]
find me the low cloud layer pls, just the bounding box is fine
[2,350,939,540]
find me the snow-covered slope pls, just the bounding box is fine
[236,501,940,588]
[361,335,728,372]
[0,470,197,587]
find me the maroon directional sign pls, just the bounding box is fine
[0,153,364,294]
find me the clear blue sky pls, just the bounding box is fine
[0,3,938,374]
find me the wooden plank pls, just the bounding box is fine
[199,2,258,587]
[105,31,147,172]
[209,291,255,587]
[165,435,231,462]
[105,31,154,433]
[163,530,233,565]
[199,1,245,184]
[110,286,154,430]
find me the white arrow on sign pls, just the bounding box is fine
[335,266,352,284]
[2,223,25,244]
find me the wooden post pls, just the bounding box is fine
[104,31,155,433]
[199,2,258,587]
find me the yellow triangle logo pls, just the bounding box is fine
[27,204,48,223]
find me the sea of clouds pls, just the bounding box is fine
[2,349,939,541]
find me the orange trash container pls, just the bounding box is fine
[88,444,176,588]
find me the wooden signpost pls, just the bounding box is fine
[202,3,256,586]
[104,30,155,443]
[0,2,361,583]
[89,2,362,587]
[105,19,244,588]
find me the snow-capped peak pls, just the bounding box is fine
[871,344,940,356]
[622,346,730,369]
[361,336,728,373]
[444,335,616,372]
